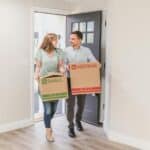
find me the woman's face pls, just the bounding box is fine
[51,38,58,48]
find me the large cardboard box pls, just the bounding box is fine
[69,62,101,95]
[39,72,68,102]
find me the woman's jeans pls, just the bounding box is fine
[43,101,58,128]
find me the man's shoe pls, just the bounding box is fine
[68,128,76,138]
[76,121,84,131]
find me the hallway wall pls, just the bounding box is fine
[106,0,150,149]
[0,0,71,133]
[0,0,32,132]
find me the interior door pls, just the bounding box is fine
[66,11,102,126]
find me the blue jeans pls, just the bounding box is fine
[43,101,58,128]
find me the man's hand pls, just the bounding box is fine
[66,65,70,71]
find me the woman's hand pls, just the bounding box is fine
[58,60,66,74]
[35,60,41,81]
[59,67,65,74]
[34,73,40,81]
[66,65,70,71]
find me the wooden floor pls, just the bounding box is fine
[0,117,138,150]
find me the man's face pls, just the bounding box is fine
[70,34,81,47]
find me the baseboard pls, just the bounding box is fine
[106,130,150,150]
[0,118,34,134]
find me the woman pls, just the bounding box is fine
[34,33,65,142]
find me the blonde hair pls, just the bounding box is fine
[40,33,57,53]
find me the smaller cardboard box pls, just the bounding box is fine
[69,62,101,95]
[39,72,68,102]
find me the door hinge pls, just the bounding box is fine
[105,20,107,27]
[103,104,105,110]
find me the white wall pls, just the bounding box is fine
[33,0,74,13]
[0,0,73,133]
[106,0,150,149]
[70,0,106,13]
[0,0,32,132]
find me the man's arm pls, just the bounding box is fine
[86,48,101,68]
[86,48,97,62]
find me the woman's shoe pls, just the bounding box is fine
[46,128,55,142]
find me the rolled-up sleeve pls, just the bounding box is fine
[34,49,42,62]
[86,48,97,62]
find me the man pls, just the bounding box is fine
[64,31,97,138]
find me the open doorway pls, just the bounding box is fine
[32,10,106,127]
[33,12,66,121]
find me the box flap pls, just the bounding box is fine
[40,72,63,79]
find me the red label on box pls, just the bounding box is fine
[72,86,101,95]
[70,63,98,70]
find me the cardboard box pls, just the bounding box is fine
[39,72,68,102]
[69,62,101,95]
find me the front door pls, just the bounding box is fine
[66,11,102,126]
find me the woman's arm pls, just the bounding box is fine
[58,59,66,74]
[35,60,41,81]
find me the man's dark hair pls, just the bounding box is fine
[71,31,83,40]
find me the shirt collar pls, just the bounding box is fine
[73,46,82,51]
